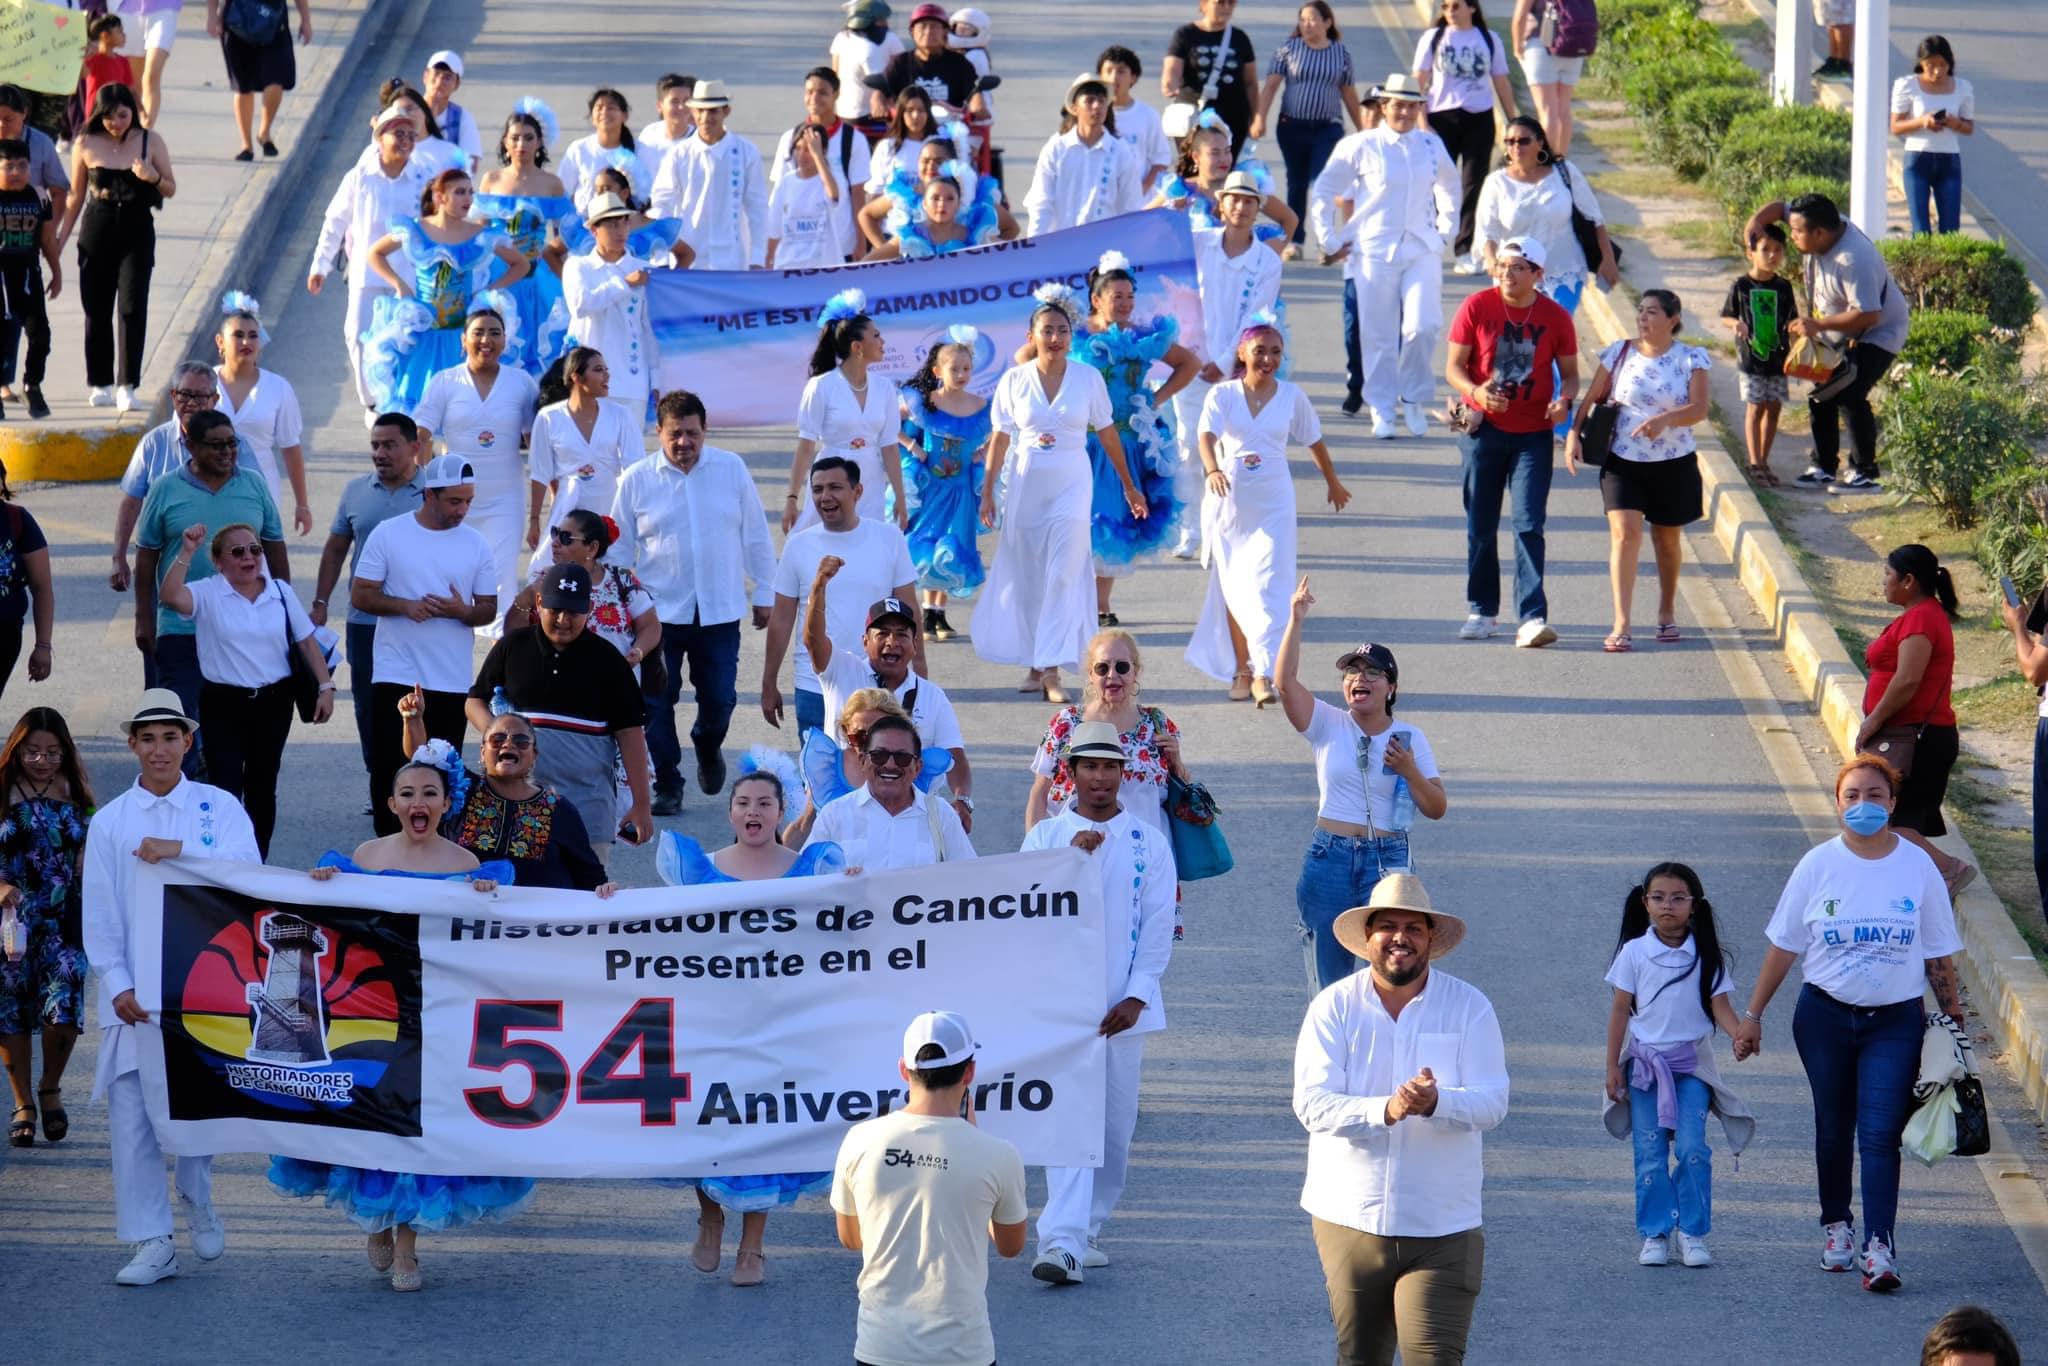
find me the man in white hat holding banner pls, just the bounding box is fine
[82,690,261,1286]
[1292,872,1508,1364]
[1018,720,1176,1285]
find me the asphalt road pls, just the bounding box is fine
[3,4,2045,1362]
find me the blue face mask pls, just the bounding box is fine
[1842,801,1890,836]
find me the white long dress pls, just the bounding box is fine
[973,362,1113,670]
[413,362,542,636]
[563,250,657,427]
[1186,379,1322,681]
[790,368,903,532]
[528,397,642,572]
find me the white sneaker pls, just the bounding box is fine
[1083,1238,1109,1269]
[115,1236,180,1286]
[1032,1247,1083,1285]
[115,384,137,412]
[1515,618,1558,649]
[1820,1220,1856,1271]
[1677,1232,1712,1268]
[1458,614,1496,640]
[1370,412,1397,439]
[180,1193,225,1261]
[1859,1235,1900,1293]
[1401,401,1428,437]
[88,385,114,408]
[1637,1235,1669,1266]
[1451,252,1484,275]
[1171,530,1198,560]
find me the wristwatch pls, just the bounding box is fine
[953,796,974,813]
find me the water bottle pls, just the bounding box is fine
[490,686,513,717]
[1,901,22,963]
[1388,774,1417,831]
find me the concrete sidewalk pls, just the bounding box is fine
[0,0,410,480]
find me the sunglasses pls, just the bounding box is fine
[865,747,917,770]
[221,544,262,560]
[1503,137,1536,146]
[550,529,588,546]
[485,733,535,750]
[1091,659,1133,676]
[194,437,239,451]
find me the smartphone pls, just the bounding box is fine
[2002,575,2022,609]
[1382,730,1409,775]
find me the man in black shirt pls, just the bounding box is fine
[879,3,986,118]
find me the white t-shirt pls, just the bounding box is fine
[1892,76,1974,155]
[1303,700,1439,829]
[767,173,848,267]
[1604,929,1729,1047]
[814,647,964,751]
[830,28,905,121]
[831,1110,1026,1366]
[354,513,497,693]
[1765,835,1964,1007]
[1113,96,1174,189]
[1412,26,1509,114]
[771,519,916,694]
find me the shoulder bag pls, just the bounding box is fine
[1574,340,1629,468]
[278,582,323,722]
[612,568,667,698]
[223,0,289,47]
[1147,708,1233,880]
[1863,721,1926,781]
[924,790,949,863]
[1554,159,1620,273]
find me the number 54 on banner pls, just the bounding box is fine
[466,998,692,1128]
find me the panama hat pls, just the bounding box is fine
[687,80,733,110]
[121,688,198,735]
[1331,872,1466,961]
[1378,73,1426,102]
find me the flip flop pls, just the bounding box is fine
[1655,622,1681,644]
[1603,633,1632,653]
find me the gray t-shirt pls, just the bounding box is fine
[1806,222,1909,354]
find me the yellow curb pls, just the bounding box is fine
[1580,281,2048,1122]
[0,425,143,483]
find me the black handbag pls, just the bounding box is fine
[1555,160,1620,275]
[1575,341,1629,468]
[279,583,322,722]
[1864,722,1926,781]
[1952,1075,1990,1157]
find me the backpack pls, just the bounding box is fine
[222,0,288,45]
[1540,0,1599,59]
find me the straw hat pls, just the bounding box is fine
[1331,873,1466,961]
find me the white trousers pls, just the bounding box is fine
[1353,241,1443,418]
[343,283,392,413]
[108,1071,213,1243]
[1037,1032,1145,1257]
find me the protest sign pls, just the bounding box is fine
[0,0,89,96]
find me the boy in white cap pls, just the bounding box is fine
[649,81,770,271]
[1018,720,1175,1284]
[832,1010,1027,1366]
[82,689,261,1285]
[421,51,479,171]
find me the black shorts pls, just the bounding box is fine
[1890,722,1959,838]
[1600,451,1703,527]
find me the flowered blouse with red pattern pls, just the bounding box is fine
[1030,704,1179,823]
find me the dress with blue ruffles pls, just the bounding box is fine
[1160,173,1290,249]
[563,215,686,267]
[267,851,532,1232]
[879,167,1003,258]
[472,193,577,371]
[898,386,989,598]
[1072,319,1185,569]
[652,833,845,1212]
[361,219,522,414]
[799,728,953,806]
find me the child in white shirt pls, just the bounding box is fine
[767,123,847,268]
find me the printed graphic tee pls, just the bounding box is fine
[1720,274,1796,377]
[1765,835,1962,1006]
[1446,288,1577,433]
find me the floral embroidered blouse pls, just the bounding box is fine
[1030,704,1179,832]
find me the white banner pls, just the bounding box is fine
[134,851,1107,1177]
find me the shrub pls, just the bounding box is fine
[1881,370,2042,529]
[1592,0,1718,80]
[1975,464,2048,594]
[1623,52,1755,129]
[1661,84,1771,181]
[1730,173,1853,248]
[1895,309,2021,379]
[1881,235,2038,332]
[1712,107,1852,223]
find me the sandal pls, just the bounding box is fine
[37,1086,66,1142]
[1228,670,1253,702]
[1747,463,1781,488]
[730,1247,766,1287]
[1654,622,1681,644]
[9,1104,32,1147]
[367,1229,396,1272]
[1603,633,1633,653]
[692,1214,725,1273]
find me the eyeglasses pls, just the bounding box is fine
[485,733,535,750]
[19,748,64,762]
[172,388,218,403]
[1091,659,1133,676]
[1645,892,1694,907]
[1347,666,1389,683]
[221,544,262,560]
[865,747,917,770]
[549,529,588,546]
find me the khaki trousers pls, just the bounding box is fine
[1310,1219,1484,1366]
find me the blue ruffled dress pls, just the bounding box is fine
[799,728,953,808]
[1072,319,1185,569]
[267,851,533,1232]
[361,219,519,414]
[653,833,845,1211]
[473,193,577,371]
[898,387,989,598]
[880,167,1004,258]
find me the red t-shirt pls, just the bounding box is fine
[1446,289,1578,434]
[81,53,137,127]
[1863,596,1955,727]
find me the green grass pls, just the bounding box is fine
[1667,217,1741,261]
[1952,672,2038,730]
[1942,767,2048,962]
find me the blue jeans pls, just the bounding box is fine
[1458,422,1554,622]
[796,686,824,738]
[1277,116,1344,245]
[1902,150,1962,236]
[644,618,740,792]
[1295,828,1411,992]
[1627,1069,1712,1238]
[1792,985,1921,1248]
[2033,718,2048,918]
[1341,277,1363,402]
[152,633,205,778]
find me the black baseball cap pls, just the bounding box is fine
[540,563,593,612]
[867,597,917,630]
[1335,642,1397,679]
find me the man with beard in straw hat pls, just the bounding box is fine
[1292,872,1508,1365]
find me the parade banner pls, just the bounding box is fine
[647,209,1203,426]
[0,0,89,95]
[134,850,1108,1177]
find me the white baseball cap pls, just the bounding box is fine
[427,50,464,78]
[420,454,476,489]
[1499,236,1547,270]
[901,1010,978,1069]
